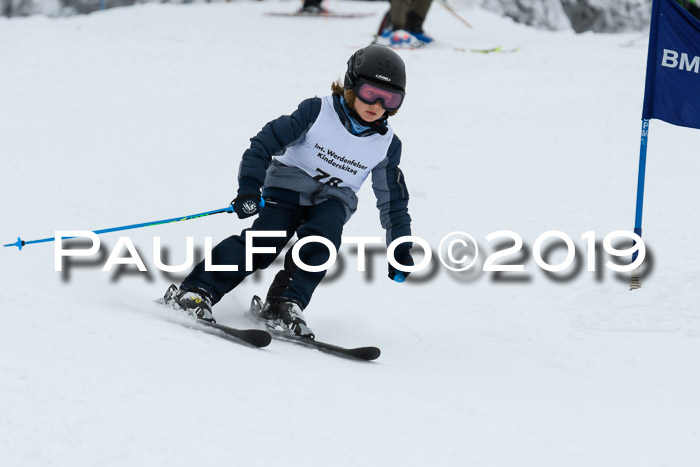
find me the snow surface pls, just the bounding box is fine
[1,2,699,466]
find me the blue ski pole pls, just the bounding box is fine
[3,200,263,251]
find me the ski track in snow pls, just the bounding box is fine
[1,2,699,466]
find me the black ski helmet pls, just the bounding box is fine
[344,44,406,93]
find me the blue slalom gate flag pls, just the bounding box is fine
[631,0,700,289]
[642,0,700,129]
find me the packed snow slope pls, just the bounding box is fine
[1,2,699,466]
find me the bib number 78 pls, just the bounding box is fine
[313,168,343,187]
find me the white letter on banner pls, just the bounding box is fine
[204,236,237,272]
[103,237,147,272]
[153,237,194,273]
[246,231,286,271]
[291,236,337,273]
[679,54,700,74]
[342,237,381,271]
[55,231,100,272]
[387,236,432,273]
[662,49,679,68]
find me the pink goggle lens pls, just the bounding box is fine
[356,82,404,110]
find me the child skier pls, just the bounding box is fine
[162,44,414,338]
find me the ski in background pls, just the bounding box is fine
[369,35,521,54]
[265,11,375,18]
[266,0,374,19]
[466,45,522,54]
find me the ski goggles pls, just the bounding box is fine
[354,78,405,111]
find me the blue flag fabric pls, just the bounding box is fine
[642,0,700,129]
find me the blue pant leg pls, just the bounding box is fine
[283,199,346,309]
[182,199,302,303]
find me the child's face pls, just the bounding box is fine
[353,99,385,123]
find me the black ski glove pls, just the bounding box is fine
[231,193,262,219]
[388,243,414,282]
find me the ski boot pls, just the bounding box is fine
[260,298,314,339]
[162,284,215,323]
[299,1,327,15]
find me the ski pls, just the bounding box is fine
[156,299,272,348]
[266,328,381,361]
[249,296,381,361]
[265,11,374,19]
[466,46,522,54]
[369,36,521,54]
[198,321,272,348]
